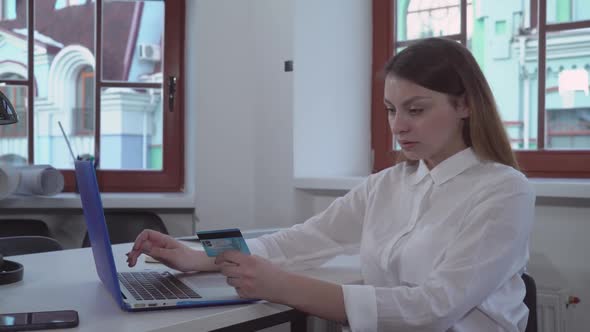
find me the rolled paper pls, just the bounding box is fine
[15,165,65,196]
[0,165,20,200]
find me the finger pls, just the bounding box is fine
[131,229,175,254]
[226,276,242,288]
[128,241,153,267]
[236,288,249,299]
[127,250,143,267]
[132,230,172,251]
[128,232,151,261]
[220,265,241,278]
[214,255,225,265]
[127,241,149,266]
[129,229,165,264]
[131,229,152,250]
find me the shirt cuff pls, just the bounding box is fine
[342,284,378,332]
[246,238,269,258]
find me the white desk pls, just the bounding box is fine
[1,243,361,331]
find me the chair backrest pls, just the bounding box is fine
[0,219,51,238]
[0,236,63,256]
[522,273,538,332]
[81,211,168,247]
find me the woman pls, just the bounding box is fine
[127,38,535,331]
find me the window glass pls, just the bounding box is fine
[101,0,164,170]
[547,0,590,24]
[102,0,163,83]
[398,0,541,150]
[397,0,472,42]
[0,84,28,164]
[468,2,539,150]
[545,27,590,149]
[0,0,27,77]
[1,0,17,20]
[33,0,95,169]
[100,87,162,170]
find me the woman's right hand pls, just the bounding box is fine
[126,229,218,272]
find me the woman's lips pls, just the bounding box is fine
[399,141,418,149]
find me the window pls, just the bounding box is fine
[55,0,92,10]
[74,67,94,135]
[372,0,590,177]
[0,0,17,20]
[0,0,185,191]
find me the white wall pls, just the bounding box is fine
[187,1,589,330]
[293,0,372,178]
[191,0,258,230]
[189,0,372,231]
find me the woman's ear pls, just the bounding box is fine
[455,95,469,119]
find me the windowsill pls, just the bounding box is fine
[0,192,196,210]
[294,176,590,199]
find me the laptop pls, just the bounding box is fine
[74,160,257,311]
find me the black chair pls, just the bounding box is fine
[0,236,63,256]
[81,211,169,247]
[0,219,51,238]
[522,273,538,332]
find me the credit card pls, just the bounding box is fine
[196,228,251,257]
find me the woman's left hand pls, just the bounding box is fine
[215,251,291,303]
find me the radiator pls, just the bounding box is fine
[537,285,572,332]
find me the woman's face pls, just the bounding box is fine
[384,75,469,169]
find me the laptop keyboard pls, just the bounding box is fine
[118,271,202,301]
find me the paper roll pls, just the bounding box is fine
[15,165,65,196]
[0,165,20,200]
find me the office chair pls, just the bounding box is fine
[0,236,63,256]
[81,211,169,247]
[522,273,538,332]
[0,219,51,238]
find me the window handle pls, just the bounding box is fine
[168,75,177,112]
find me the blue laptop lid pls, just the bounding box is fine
[74,160,126,310]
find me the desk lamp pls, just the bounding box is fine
[0,89,18,125]
[0,89,24,285]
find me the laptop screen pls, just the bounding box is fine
[75,160,125,309]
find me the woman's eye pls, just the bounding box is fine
[386,107,396,114]
[409,108,423,115]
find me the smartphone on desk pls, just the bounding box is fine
[0,310,79,331]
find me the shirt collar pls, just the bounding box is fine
[411,148,480,186]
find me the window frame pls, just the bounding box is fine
[0,0,185,192]
[372,0,590,178]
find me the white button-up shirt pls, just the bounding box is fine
[249,148,535,332]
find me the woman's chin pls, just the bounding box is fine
[401,150,421,161]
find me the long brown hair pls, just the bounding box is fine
[383,38,519,169]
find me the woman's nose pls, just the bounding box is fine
[390,113,409,134]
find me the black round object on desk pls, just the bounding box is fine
[0,253,24,285]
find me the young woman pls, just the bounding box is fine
[127,38,535,332]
